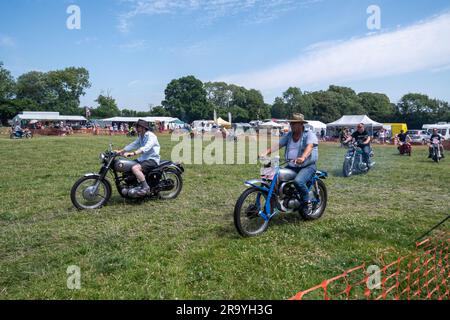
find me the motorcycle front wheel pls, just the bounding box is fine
[343,158,353,177]
[71,176,112,210]
[234,188,271,237]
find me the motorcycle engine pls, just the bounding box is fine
[280,183,301,210]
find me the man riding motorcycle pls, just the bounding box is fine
[397,130,411,146]
[428,128,445,159]
[260,113,319,216]
[344,123,372,169]
[13,123,24,137]
[114,119,161,197]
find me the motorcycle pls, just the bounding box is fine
[398,141,412,156]
[71,144,184,210]
[10,129,33,139]
[234,157,328,237]
[430,139,443,163]
[343,142,375,177]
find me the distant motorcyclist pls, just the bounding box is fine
[428,128,445,159]
[344,123,372,168]
[115,119,161,196]
[14,123,23,136]
[397,130,411,146]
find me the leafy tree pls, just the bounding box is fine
[162,76,213,122]
[308,90,342,124]
[395,93,450,128]
[149,105,171,117]
[358,92,394,122]
[0,62,15,101]
[15,67,90,115]
[91,94,120,118]
[271,97,287,119]
[327,85,365,115]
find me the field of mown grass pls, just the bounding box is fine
[0,134,449,299]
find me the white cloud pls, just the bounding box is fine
[0,35,15,47]
[119,40,148,51]
[217,13,450,91]
[118,0,322,32]
[75,37,98,46]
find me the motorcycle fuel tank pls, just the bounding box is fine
[278,168,297,182]
[114,159,138,173]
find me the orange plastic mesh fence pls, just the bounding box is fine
[290,236,449,300]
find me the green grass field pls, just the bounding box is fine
[0,134,449,299]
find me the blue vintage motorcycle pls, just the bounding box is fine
[234,157,328,237]
[342,142,375,177]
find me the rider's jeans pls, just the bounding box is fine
[288,164,317,203]
[360,144,371,165]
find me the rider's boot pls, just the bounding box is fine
[302,201,313,216]
[136,181,151,197]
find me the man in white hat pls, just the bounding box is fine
[260,113,319,215]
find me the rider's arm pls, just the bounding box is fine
[363,136,371,145]
[297,144,314,163]
[115,137,140,154]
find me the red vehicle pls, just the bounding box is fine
[398,142,412,156]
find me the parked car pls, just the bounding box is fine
[407,130,431,145]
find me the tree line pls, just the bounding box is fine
[1,62,449,128]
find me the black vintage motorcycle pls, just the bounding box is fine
[71,144,184,210]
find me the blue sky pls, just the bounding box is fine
[1,0,450,111]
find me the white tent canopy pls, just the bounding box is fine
[305,120,327,133]
[259,121,283,128]
[13,112,87,123]
[102,116,180,123]
[327,115,384,129]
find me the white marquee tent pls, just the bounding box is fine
[305,120,327,134]
[327,115,384,128]
[327,115,383,135]
[13,112,87,123]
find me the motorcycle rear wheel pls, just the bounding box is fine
[71,176,112,210]
[234,188,270,237]
[301,180,327,221]
[158,169,183,200]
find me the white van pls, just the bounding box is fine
[423,123,450,140]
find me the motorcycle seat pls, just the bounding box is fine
[158,160,172,167]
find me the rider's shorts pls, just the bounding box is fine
[137,160,158,174]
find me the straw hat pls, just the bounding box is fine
[288,113,308,124]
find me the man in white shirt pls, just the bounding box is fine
[115,119,161,196]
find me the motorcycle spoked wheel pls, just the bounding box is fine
[158,169,183,200]
[301,179,327,221]
[234,188,274,237]
[343,158,353,177]
[71,176,112,210]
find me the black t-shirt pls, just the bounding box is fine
[352,130,370,145]
[430,134,442,143]
[398,133,408,142]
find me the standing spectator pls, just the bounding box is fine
[320,128,325,142]
[379,129,386,145]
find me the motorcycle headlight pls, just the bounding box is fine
[99,153,106,163]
